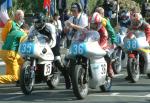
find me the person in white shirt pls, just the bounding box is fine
[64,2,88,43]
[53,13,62,34]
[52,13,63,66]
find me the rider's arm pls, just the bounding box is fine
[46,23,56,48]
[104,18,116,44]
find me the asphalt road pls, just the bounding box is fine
[0,66,150,103]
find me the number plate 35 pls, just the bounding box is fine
[44,64,52,76]
[19,42,34,55]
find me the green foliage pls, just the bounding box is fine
[9,0,144,15]
[10,0,103,15]
[66,0,103,15]
[119,0,141,12]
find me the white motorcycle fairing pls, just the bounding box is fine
[124,30,150,73]
[68,30,108,89]
[19,34,54,62]
[123,31,149,51]
[68,41,106,59]
[89,58,107,89]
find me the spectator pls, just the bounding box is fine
[141,0,150,23]
[64,2,88,46]
[103,0,117,19]
[60,9,71,28]
[56,0,67,16]
[52,13,63,48]
[0,10,26,83]
[80,0,88,13]
[50,0,55,16]
[141,0,150,18]
[20,22,30,34]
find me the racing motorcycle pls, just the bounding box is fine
[18,31,60,95]
[123,30,150,83]
[112,27,127,74]
[66,30,112,99]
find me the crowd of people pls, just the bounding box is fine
[0,0,149,90]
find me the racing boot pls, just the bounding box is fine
[125,67,132,81]
[55,56,71,89]
[107,63,114,78]
[105,55,114,78]
[16,80,20,87]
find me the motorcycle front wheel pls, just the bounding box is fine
[20,61,35,95]
[100,76,112,92]
[127,58,140,83]
[72,65,89,100]
[147,74,150,79]
[112,47,122,74]
[47,67,60,89]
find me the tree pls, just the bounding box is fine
[10,0,142,15]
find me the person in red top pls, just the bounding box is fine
[125,12,150,80]
[90,12,108,49]
[129,12,150,43]
[89,12,114,78]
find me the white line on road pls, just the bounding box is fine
[3,95,24,101]
[114,74,124,78]
[90,94,150,98]
[145,94,150,97]
[110,93,120,96]
[7,92,23,95]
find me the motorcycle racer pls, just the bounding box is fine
[28,13,71,89]
[89,12,114,78]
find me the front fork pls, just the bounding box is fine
[128,52,139,67]
[84,59,89,83]
[30,59,36,79]
[76,56,89,83]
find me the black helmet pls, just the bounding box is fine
[33,13,45,30]
[71,2,82,12]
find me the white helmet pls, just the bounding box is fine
[90,12,102,24]
[131,13,143,29]
[131,13,142,21]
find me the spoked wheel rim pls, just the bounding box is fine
[128,58,140,82]
[116,49,122,65]
[24,66,35,91]
[50,72,60,86]
[131,60,139,78]
[78,67,88,96]
[113,49,122,73]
